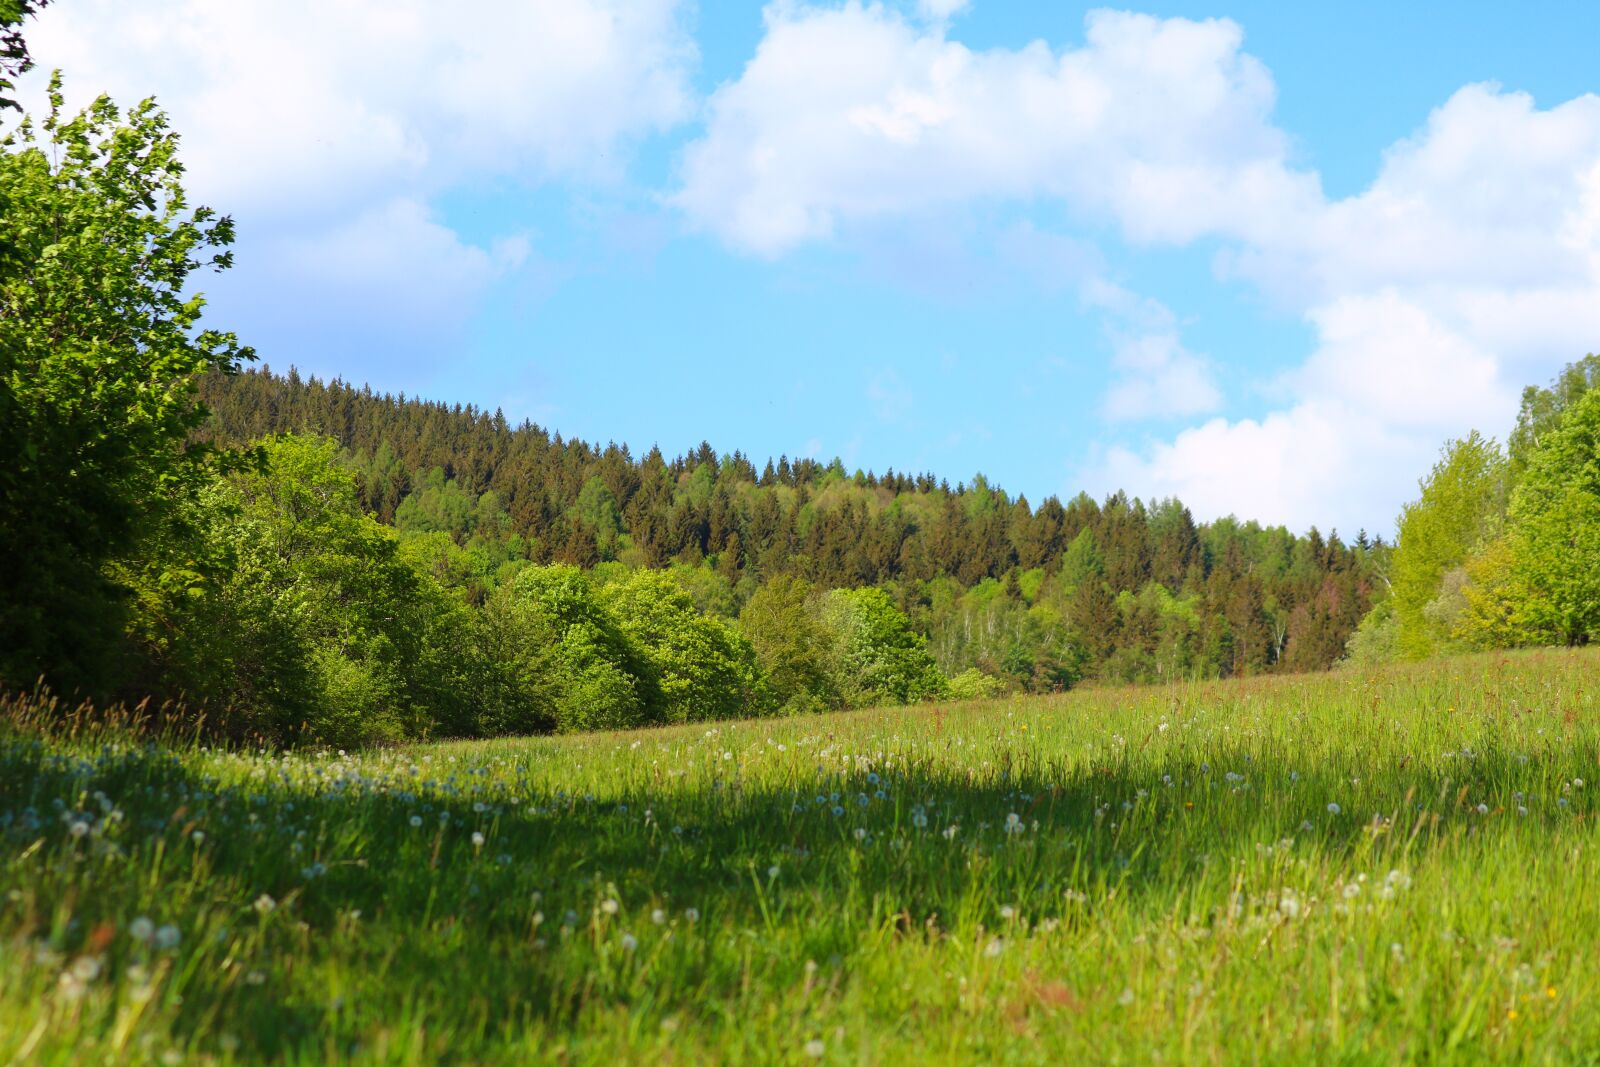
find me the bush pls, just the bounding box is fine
[946,668,1005,700]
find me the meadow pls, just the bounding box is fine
[3,648,1598,1065]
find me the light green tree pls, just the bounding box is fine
[1388,432,1508,659]
[600,569,762,723]
[739,574,838,713]
[823,587,947,707]
[1499,387,1600,645]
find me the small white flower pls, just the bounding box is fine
[804,1039,826,1059]
[1342,882,1360,899]
[767,865,781,879]
[471,831,486,847]
[154,924,181,950]
[651,909,667,925]
[999,905,1016,921]
[129,917,155,944]
[191,831,205,845]
[601,898,620,915]
[1327,803,1341,815]
[254,894,277,914]
[409,815,423,828]
[684,907,700,923]
[619,933,638,952]
[1475,803,1489,815]
[984,937,1005,958]
[68,820,90,839]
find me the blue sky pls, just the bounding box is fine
[23,1,1600,535]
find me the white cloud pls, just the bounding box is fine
[28,0,695,217]
[1084,280,1221,422]
[18,0,696,379]
[677,4,1600,532]
[917,0,971,23]
[675,4,1312,255]
[1120,88,1600,532]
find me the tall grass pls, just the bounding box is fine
[2,648,1596,1064]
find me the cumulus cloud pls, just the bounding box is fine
[1119,87,1600,532]
[674,4,1312,255]
[1085,280,1221,423]
[676,3,1600,532]
[20,0,695,380]
[29,0,695,216]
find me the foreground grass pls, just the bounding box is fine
[2,649,1598,1065]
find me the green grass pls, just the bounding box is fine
[3,648,1598,1065]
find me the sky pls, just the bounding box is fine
[18,1,1600,537]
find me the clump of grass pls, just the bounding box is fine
[2,647,1597,1064]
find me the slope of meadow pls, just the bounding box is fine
[3,649,1597,1064]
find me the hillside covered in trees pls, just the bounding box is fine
[197,366,1383,691]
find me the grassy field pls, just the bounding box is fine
[3,648,1598,1065]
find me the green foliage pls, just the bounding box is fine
[738,575,839,714]
[126,436,486,746]
[499,565,654,733]
[394,468,477,539]
[0,80,250,694]
[824,587,947,707]
[1388,432,1508,659]
[600,570,762,724]
[1498,387,1600,646]
[0,1,46,111]
[1508,353,1599,485]
[1340,599,1399,667]
[946,666,1004,700]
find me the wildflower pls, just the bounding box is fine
[804,1039,826,1059]
[70,956,102,982]
[191,831,205,845]
[1342,882,1360,899]
[1327,803,1341,815]
[409,815,423,828]
[254,894,277,915]
[471,831,486,848]
[651,909,667,925]
[1118,988,1135,1005]
[943,825,959,840]
[1475,803,1489,815]
[684,907,700,923]
[984,937,1004,958]
[911,811,928,829]
[601,898,620,915]
[154,924,181,950]
[831,806,844,817]
[999,905,1016,921]
[1004,813,1023,835]
[620,933,638,952]
[68,820,90,839]
[129,917,155,944]
[768,865,781,879]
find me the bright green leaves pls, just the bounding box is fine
[0,76,250,694]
